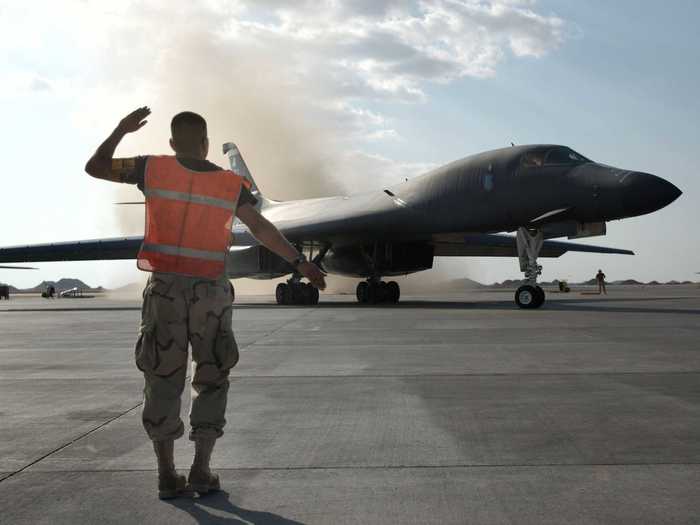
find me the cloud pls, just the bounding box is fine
[229,0,567,101]
[29,77,52,92]
[33,0,564,235]
[8,1,568,207]
[1,0,568,288]
[334,150,437,185]
[10,1,567,143]
[0,72,53,97]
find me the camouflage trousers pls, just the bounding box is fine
[135,272,239,442]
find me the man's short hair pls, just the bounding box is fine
[170,111,207,151]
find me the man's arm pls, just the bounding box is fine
[85,106,151,182]
[236,203,327,290]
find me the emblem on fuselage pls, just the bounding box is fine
[483,173,494,192]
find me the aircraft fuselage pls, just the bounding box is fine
[255,144,681,246]
[387,144,681,234]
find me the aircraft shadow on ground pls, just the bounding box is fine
[4,295,698,316]
[232,295,700,316]
[167,490,306,525]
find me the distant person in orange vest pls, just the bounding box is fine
[596,269,607,294]
[85,107,326,499]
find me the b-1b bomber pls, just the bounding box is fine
[0,143,681,309]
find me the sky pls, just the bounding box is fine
[1,0,698,290]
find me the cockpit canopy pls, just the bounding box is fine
[521,147,590,168]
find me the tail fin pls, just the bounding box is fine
[223,142,274,210]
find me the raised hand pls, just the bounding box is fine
[297,261,327,290]
[117,106,151,134]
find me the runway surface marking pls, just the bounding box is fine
[0,305,319,484]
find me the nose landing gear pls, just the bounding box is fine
[356,278,400,304]
[515,227,545,309]
[514,284,545,309]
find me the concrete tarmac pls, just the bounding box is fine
[1,285,699,524]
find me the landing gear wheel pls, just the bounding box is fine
[303,283,318,305]
[387,281,400,304]
[299,283,309,305]
[378,282,388,303]
[291,284,300,305]
[357,280,401,305]
[515,285,541,309]
[356,282,369,304]
[277,281,320,305]
[366,282,377,304]
[276,283,288,305]
[534,285,545,307]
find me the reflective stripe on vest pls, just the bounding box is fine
[143,188,238,210]
[140,243,226,262]
[137,156,249,279]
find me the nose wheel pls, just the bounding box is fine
[356,279,400,304]
[515,284,545,309]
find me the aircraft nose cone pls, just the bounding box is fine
[621,172,682,216]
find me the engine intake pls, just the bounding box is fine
[323,242,434,278]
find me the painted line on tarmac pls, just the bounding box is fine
[235,307,321,351]
[0,400,145,484]
[0,303,325,313]
[0,307,141,312]
[0,309,319,484]
[226,371,700,379]
[14,461,700,474]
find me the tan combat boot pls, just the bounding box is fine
[153,440,189,499]
[188,437,221,494]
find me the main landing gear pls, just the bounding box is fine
[514,227,545,309]
[275,244,329,306]
[276,277,320,305]
[356,279,400,304]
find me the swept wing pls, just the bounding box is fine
[0,231,632,265]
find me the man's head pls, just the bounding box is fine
[169,111,209,159]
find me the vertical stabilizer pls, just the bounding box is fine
[223,142,273,210]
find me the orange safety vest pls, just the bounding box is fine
[137,156,250,279]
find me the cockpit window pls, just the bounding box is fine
[544,147,590,165]
[521,151,545,168]
[521,147,590,168]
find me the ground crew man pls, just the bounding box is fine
[596,269,607,295]
[85,107,326,499]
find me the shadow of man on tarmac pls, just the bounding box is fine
[167,490,306,525]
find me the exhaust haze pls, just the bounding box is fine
[85,11,472,294]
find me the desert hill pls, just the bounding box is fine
[0,276,696,296]
[11,278,105,293]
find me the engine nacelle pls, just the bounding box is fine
[322,242,433,278]
[227,246,292,279]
